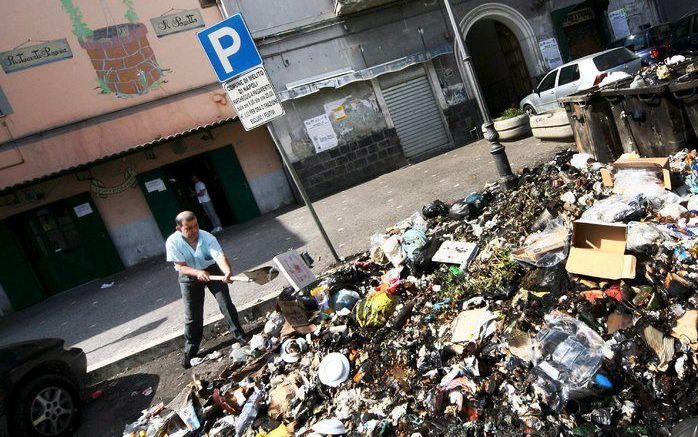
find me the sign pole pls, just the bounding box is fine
[266,124,341,263]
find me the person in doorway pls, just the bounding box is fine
[192,175,223,233]
[166,211,246,369]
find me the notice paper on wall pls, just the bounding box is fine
[73,202,93,218]
[539,38,563,70]
[145,178,167,193]
[608,9,631,40]
[304,113,338,153]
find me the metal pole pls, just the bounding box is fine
[266,124,341,263]
[442,0,516,185]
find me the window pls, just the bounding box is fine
[624,33,648,51]
[537,70,558,93]
[558,64,580,86]
[648,24,671,46]
[593,48,637,71]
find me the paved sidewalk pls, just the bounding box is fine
[0,137,572,370]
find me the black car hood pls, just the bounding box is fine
[0,338,66,376]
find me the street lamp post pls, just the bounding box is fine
[442,0,516,185]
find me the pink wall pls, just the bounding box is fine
[0,84,235,189]
[0,0,223,141]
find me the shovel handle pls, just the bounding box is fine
[209,275,253,282]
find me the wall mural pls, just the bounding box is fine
[60,0,167,98]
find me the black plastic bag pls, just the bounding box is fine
[422,200,450,219]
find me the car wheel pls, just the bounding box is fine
[523,105,536,116]
[11,374,80,437]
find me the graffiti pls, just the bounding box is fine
[60,0,167,98]
[443,84,467,106]
[90,167,137,197]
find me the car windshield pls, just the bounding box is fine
[593,48,638,71]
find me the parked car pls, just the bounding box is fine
[607,23,673,65]
[0,339,86,437]
[519,47,642,115]
[670,10,698,56]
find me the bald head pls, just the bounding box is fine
[175,211,197,226]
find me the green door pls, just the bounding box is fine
[8,193,123,297]
[208,146,260,222]
[0,220,44,310]
[137,168,181,239]
[66,193,124,279]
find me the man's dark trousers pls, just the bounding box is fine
[179,264,246,358]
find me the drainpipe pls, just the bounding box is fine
[442,0,516,186]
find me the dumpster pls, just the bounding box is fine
[601,78,695,156]
[560,90,623,163]
[669,74,698,141]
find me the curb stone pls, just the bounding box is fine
[86,291,280,385]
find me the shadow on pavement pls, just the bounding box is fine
[76,373,160,437]
[83,317,169,354]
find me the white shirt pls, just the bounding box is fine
[165,230,223,270]
[194,181,211,203]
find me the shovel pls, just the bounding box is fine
[209,266,279,285]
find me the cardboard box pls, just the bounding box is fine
[565,221,636,280]
[601,157,671,190]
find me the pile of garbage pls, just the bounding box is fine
[124,149,697,436]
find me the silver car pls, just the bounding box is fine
[519,47,642,115]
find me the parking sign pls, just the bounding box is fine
[196,14,262,82]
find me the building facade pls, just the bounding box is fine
[0,0,295,314]
[220,0,666,201]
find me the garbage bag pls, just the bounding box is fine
[402,228,427,261]
[531,313,612,412]
[512,217,569,267]
[407,238,443,277]
[626,222,672,253]
[422,200,450,219]
[354,291,398,328]
[448,193,489,220]
[581,194,645,223]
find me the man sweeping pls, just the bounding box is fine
[166,211,246,368]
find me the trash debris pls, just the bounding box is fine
[119,148,698,436]
[101,282,115,289]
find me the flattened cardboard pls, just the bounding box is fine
[603,157,671,190]
[565,221,636,280]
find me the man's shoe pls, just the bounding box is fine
[181,355,192,369]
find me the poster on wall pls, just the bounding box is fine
[304,114,338,153]
[539,38,563,70]
[73,203,93,218]
[608,9,631,40]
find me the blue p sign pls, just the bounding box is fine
[197,14,262,82]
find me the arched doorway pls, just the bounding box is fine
[466,19,532,117]
[455,3,546,118]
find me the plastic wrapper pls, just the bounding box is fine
[581,194,644,223]
[626,221,672,253]
[401,228,427,261]
[531,313,612,412]
[570,153,592,170]
[512,217,569,267]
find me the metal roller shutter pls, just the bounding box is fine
[382,74,451,161]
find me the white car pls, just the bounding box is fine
[519,47,642,115]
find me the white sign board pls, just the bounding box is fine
[273,250,317,291]
[73,203,93,218]
[432,241,478,267]
[304,114,338,153]
[539,38,563,70]
[145,178,166,193]
[223,67,284,131]
[608,9,631,40]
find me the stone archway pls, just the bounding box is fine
[455,3,547,116]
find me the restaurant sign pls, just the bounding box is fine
[151,9,205,38]
[0,39,73,73]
